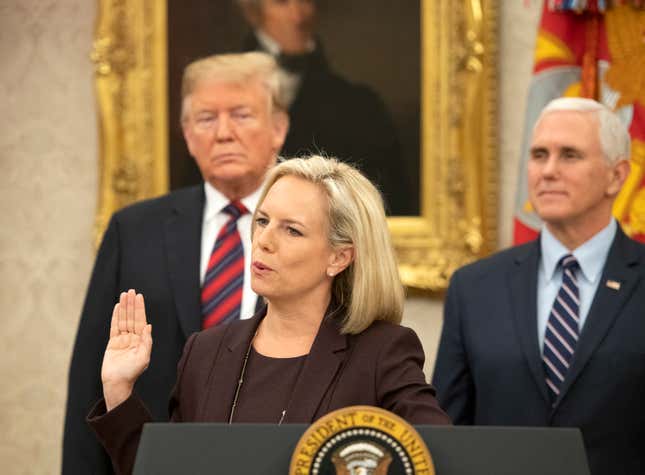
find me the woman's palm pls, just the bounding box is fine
[101,291,152,388]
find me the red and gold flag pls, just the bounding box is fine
[513,1,645,244]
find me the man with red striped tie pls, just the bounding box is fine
[433,98,645,475]
[63,52,289,475]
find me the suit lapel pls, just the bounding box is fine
[164,186,204,338]
[200,313,264,422]
[254,296,266,314]
[509,240,551,405]
[283,315,349,423]
[200,308,347,423]
[556,228,641,404]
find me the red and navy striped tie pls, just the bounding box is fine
[543,254,580,404]
[201,201,248,329]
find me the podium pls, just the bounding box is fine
[133,423,590,474]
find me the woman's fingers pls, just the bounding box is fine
[109,303,120,339]
[114,290,147,336]
[134,293,147,334]
[117,292,127,333]
[126,289,136,333]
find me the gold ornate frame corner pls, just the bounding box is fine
[92,0,168,248]
[390,0,497,290]
[92,0,497,291]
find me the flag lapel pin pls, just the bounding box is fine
[606,280,621,291]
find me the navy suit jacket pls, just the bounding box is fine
[433,227,645,475]
[62,185,261,474]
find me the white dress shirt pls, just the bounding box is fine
[537,219,617,350]
[200,182,262,320]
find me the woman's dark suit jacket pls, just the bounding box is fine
[88,309,451,474]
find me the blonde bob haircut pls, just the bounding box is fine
[255,155,405,334]
[180,51,289,122]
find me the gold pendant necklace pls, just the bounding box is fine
[227,330,256,424]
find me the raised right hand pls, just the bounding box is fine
[100,289,153,411]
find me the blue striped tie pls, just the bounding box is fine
[543,254,580,404]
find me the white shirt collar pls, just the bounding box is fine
[540,219,617,284]
[255,29,316,55]
[203,181,264,222]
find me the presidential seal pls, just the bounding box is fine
[289,406,435,475]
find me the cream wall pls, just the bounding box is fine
[0,0,98,472]
[0,1,541,473]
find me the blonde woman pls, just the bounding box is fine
[90,156,450,474]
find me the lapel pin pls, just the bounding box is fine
[606,280,621,291]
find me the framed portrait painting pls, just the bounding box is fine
[92,0,497,291]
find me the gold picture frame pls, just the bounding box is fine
[92,0,497,291]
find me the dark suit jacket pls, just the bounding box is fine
[88,309,451,475]
[432,226,645,475]
[63,185,261,474]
